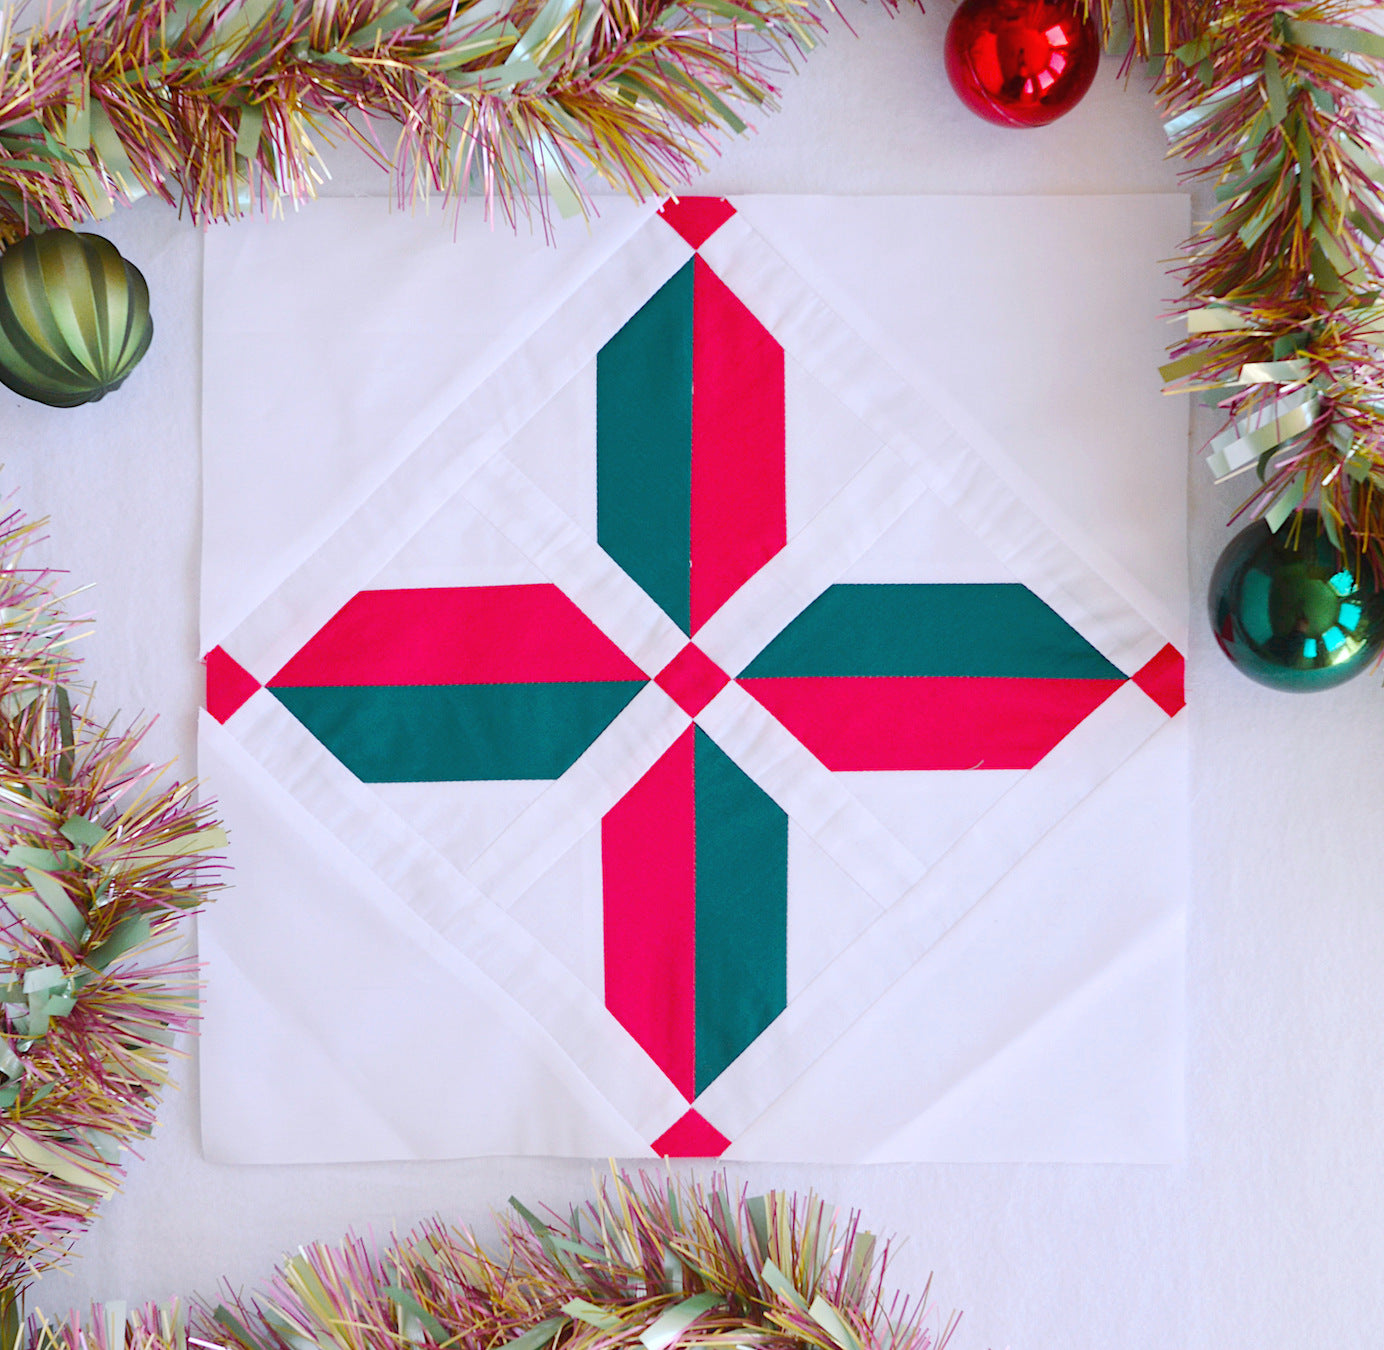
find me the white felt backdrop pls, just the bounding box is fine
[9,2,1384,1346]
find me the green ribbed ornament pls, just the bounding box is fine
[0,229,152,408]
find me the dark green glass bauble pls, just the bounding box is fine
[1208,511,1384,691]
[0,228,153,408]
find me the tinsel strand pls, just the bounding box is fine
[1145,1,1384,564]
[0,0,829,238]
[11,1177,959,1350]
[0,506,225,1301]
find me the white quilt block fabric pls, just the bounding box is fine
[199,194,1189,1162]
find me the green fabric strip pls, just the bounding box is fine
[597,261,694,634]
[739,583,1126,680]
[694,728,787,1094]
[271,681,644,782]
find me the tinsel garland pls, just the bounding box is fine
[14,1176,960,1350]
[0,0,1381,557]
[1144,1,1384,560]
[0,509,224,1322]
[0,0,825,234]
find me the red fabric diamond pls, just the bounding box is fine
[655,643,730,717]
[658,197,737,250]
[205,645,261,724]
[1133,643,1185,717]
[652,1108,731,1157]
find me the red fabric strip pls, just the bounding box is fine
[602,728,697,1101]
[689,257,786,633]
[739,675,1127,770]
[204,645,261,724]
[651,1108,731,1158]
[658,198,736,250]
[269,584,646,687]
[1132,643,1185,717]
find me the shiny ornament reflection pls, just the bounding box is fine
[1208,512,1384,691]
[943,0,1101,128]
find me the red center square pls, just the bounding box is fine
[655,643,731,718]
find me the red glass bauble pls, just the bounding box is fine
[944,0,1101,128]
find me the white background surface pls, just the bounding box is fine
[9,1,1384,1345]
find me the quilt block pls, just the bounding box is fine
[199,194,1189,1162]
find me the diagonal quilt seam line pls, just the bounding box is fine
[692,682,923,905]
[198,931,417,1163]
[199,716,529,1124]
[863,905,1186,1163]
[200,940,419,1161]
[200,713,666,1156]
[454,258,927,687]
[701,210,1184,650]
[677,361,1123,681]
[738,310,1160,674]
[697,218,1179,671]
[216,213,693,679]
[203,202,664,661]
[866,689,1166,943]
[464,682,691,908]
[705,693,1172,1132]
[689,248,985,568]
[908,449,1151,677]
[823,693,1110,875]
[681,365,932,671]
[723,343,953,597]
[694,686,1172,1134]
[688,700,908,900]
[243,695,690,1140]
[696,672,1126,952]
[463,450,688,679]
[691,445,933,679]
[695,670,1127,914]
[218,427,495,681]
[226,691,529,944]
[221,694,687,1139]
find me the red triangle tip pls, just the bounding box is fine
[658,197,737,250]
[205,645,262,724]
[651,1108,731,1158]
[1132,643,1185,717]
